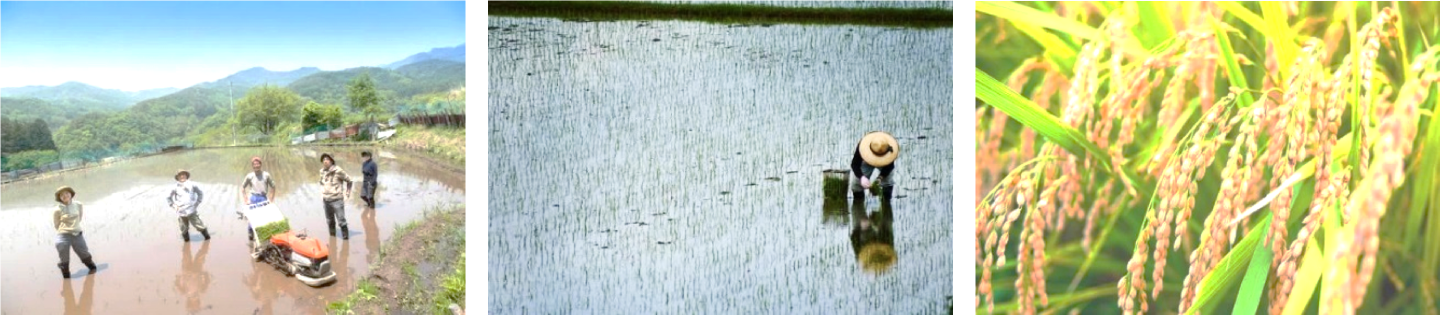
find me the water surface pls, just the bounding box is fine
[489,16,952,313]
[1,147,464,314]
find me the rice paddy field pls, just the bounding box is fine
[487,6,954,314]
[977,2,1440,314]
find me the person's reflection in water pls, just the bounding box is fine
[329,234,352,288]
[60,270,96,314]
[362,206,380,263]
[243,261,276,314]
[174,241,212,312]
[849,200,897,275]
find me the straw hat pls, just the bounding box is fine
[175,169,191,181]
[858,131,899,167]
[55,186,77,203]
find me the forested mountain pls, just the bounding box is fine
[383,44,465,68]
[195,67,322,91]
[52,86,228,158]
[12,44,464,161]
[287,61,465,106]
[130,87,182,100]
[0,97,118,133]
[0,81,154,109]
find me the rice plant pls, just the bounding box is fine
[976,2,1440,314]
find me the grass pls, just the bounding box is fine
[489,1,952,29]
[977,2,1440,314]
[327,278,380,314]
[326,204,465,315]
[433,253,465,314]
[384,125,465,165]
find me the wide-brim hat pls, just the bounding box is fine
[55,186,76,203]
[175,169,191,180]
[859,131,899,167]
[857,242,897,275]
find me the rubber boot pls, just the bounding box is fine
[182,232,190,242]
[200,228,211,240]
[342,226,350,240]
[852,191,865,202]
[59,262,70,279]
[82,258,97,275]
[881,186,895,204]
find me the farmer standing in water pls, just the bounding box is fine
[318,153,354,240]
[240,157,276,241]
[851,131,899,203]
[53,186,99,278]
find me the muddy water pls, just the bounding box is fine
[0,147,464,314]
[489,16,952,313]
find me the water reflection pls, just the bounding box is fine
[60,271,95,314]
[243,262,276,315]
[174,241,212,312]
[849,201,896,275]
[328,236,352,289]
[362,206,380,263]
[821,197,849,226]
[488,14,950,313]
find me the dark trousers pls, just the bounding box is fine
[324,198,348,234]
[56,232,94,266]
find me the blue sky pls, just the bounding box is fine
[1,1,465,91]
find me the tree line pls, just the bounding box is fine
[1,117,60,171]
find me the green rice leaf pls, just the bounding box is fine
[1190,213,1272,315]
[1261,1,1298,79]
[976,1,1100,40]
[1322,195,1350,313]
[1134,2,1175,49]
[1282,237,1326,315]
[1348,2,1364,185]
[1215,2,1267,37]
[976,70,1107,166]
[1212,16,1257,107]
[1406,86,1438,250]
[1010,20,1079,71]
[977,70,1149,198]
[1232,241,1274,315]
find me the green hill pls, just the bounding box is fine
[196,67,322,91]
[287,62,465,106]
[0,96,118,133]
[0,81,143,109]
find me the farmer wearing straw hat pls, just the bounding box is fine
[169,169,210,241]
[53,186,99,278]
[851,131,899,202]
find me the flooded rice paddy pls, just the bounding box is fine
[489,16,952,313]
[0,147,464,314]
[657,0,954,9]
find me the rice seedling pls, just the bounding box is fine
[977,2,1440,314]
